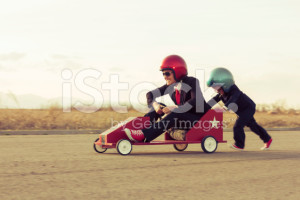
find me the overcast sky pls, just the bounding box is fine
[0,0,300,108]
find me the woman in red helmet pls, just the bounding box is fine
[125,55,211,142]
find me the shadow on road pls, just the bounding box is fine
[96,150,300,161]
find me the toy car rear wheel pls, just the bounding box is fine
[117,139,132,155]
[93,138,107,153]
[174,143,188,151]
[201,136,218,153]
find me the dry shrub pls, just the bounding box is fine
[1,102,300,130]
[257,100,300,115]
[0,106,142,130]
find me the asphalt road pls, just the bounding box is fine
[0,131,299,200]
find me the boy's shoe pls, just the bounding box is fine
[124,128,145,142]
[230,144,244,151]
[261,138,273,150]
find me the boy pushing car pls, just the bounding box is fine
[207,68,272,151]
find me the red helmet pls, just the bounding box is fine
[160,55,188,81]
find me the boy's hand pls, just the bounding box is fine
[215,106,228,113]
[222,106,228,112]
[153,102,164,114]
[162,105,178,114]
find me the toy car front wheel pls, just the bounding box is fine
[117,139,132,155]
[201,136,218,153]
[174,143,188,151]
[93,138,107,153]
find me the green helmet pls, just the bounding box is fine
[206,67,235,92]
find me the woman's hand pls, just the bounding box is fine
[162,105,178,114]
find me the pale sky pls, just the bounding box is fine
[0,0,300,108]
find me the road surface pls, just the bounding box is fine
[0,131,299,200]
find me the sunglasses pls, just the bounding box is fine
[162,72,172,77]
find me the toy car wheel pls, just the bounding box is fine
[93,138,107,153]
[117,139,132,155]
[201,136,218,153]
[173,143,188,151]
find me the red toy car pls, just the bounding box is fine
[93,109,226,155]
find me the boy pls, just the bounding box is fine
[124,55,211,142]
[207,67,272,150]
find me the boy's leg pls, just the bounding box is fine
[142,112,204,142]
[144,109,164,123]
[233,108,255,148]
[247,118,271,143]
[233,117,247,149]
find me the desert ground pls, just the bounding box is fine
[0,131,299,200]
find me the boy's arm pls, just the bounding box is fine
[177,78,207,113]
[146,85,168,108]
[207,94,222,108]
[181,78,204,108]
[224,89,242,110]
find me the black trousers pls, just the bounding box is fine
[234,107,271,148]
[142,105,206,142]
